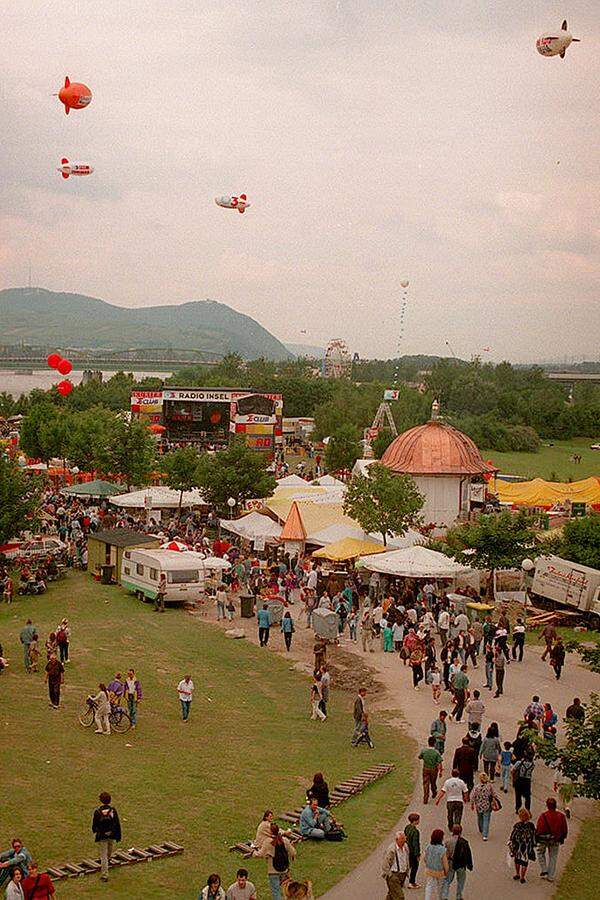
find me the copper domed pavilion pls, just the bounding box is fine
[380,415,494,526]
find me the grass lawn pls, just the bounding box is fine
[525,627,600,646]
[554,807,600,900]
[0,573,414,898]
[481,437,600,481]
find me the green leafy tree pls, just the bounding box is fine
[196,437,277,513]
[343,463,424,545]
[444,511,536,598]
[107,418,156,490]
[163,447,201,517]
[0,455,40,543]
[67,407,118,475]
[372,430,396,459]
[325,424,361,473]
[19,404,72,463]
[552,514,600,570]
[534,693,600,800]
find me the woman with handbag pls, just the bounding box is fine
[470,772,500,841]
[508,808,536,884]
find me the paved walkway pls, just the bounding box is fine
[321,637,599,899]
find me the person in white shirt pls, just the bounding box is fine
[306,568,318,591]
[381,831,409,897]
[435,769,469,830]
[372,604,383,637]
[177,675,194,722]
[437,609,450,644]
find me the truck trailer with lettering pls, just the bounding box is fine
[531,554,600,629]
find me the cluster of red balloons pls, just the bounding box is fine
[47,352,73,396]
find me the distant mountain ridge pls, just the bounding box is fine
[0,288,292,360]
[284,342,324,358]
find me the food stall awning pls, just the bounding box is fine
[312,537,387,561]
[358,546,473,578]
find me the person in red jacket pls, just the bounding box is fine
[535,797,568,883]
[22,862,55,899]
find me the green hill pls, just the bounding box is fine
[0,288,292,360]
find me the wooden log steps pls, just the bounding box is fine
[46,841,184,880]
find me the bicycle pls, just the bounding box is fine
[78,697,132,733]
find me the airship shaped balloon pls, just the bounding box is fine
[57,158,94,179]
[57,76,92,114]
[536,20,580,58]
[215,194,250,214]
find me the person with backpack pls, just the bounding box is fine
[381,831,409,898]
[513,751,535,813]
[55,619,71,663]
[535,797,568,883]
[91,792,122,882]
[441,824,472,900]
[252,822,296,900]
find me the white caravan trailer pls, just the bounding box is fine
[121,549,213,604]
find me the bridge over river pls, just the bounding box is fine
[0,346,222,371]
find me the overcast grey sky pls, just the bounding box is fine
[1,1,598,362]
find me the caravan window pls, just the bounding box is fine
[167,570,199,584]
[136,563,144,575]
[124,551,131,560]
[123,565,131,575]
[149,568,158,581]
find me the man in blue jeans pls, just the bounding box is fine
[257,603,271,646]
[177,674,194,721]
[299,799,332,839]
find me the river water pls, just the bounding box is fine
[0,370,172,398]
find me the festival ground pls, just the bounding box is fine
[0,573,414,898]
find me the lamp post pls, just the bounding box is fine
[521,557,535,605]
[227,496,237,518]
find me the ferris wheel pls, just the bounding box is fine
[323,338,352,378]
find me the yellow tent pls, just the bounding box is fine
[312,537,387,561]
[495,476,600,507]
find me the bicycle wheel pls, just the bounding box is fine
[78,703,95,728]
[110,708,132,734]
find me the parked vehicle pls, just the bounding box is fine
[531,554,600,629]
[121,549,210,605]
[19,537,66,559]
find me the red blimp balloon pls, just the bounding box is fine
[57,358,73,375]
[57,380,73,396]
[57,76,92,115]
[47,353,61,369]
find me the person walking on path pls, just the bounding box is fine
[441,824,472,900]
[19,620,36,669]
[404,813,421,890]
[423,829,448,900]
[319,665,331,717]
[154,572,166,612]
[511,618,526,662]
[409,643,425,691]
[44,651,64,709]
[125,668,142,727]
[257,604,271,647]
[449,666,469,723]
[89,683,111,735]
[465,690,485,731]
[215,585,227,621]
[452,737,478,794]
[508,808,536,884]
[381,831,409,899]
[360,607,375,653]
[479,725,501,781]
[500,741,514,793]
[351,687,367,745]
[512,751,535,813]
[540,622,558,661]
[177,674,194,721]
[565,697,585,722]
[92,792,121,882]
[310,675,326,722]
[430,711,448,756]
[493,646,505,697]
[281,611,294,651]
[484,642,494,691]
[419,737,443,804]
[535,797,568,883]
[470,772,500,841]
[549,637,566,680]
[435,770,469,830]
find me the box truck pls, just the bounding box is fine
[531,555,600,629]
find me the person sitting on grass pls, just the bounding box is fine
[299,799,333,840]
[0,840,32,888]
[22,861,55,898]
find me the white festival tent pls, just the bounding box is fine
[220,511,282,543]
[359,546,473,578]
[109,487,205,509]
[315,474,346,488]
[276,474,309,486]
[310,522,424,549]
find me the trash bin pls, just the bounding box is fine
[240,593,255,618]
[100,564,114,585]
